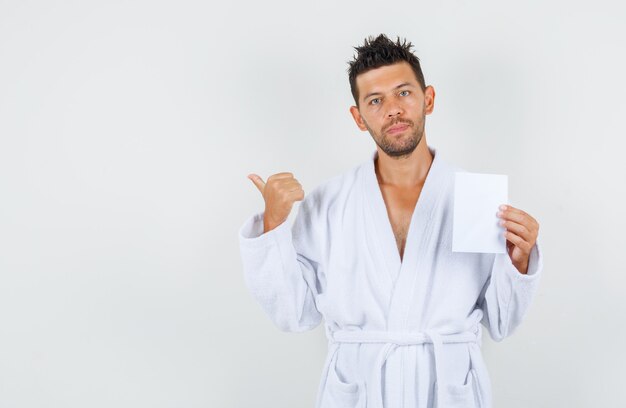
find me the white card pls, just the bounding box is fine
[452,172,508,253]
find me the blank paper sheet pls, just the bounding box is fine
[452,172,508,253]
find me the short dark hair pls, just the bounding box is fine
[347,34,426,106]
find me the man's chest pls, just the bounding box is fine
[379,185,423,261]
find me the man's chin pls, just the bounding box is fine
[383,144,418,158]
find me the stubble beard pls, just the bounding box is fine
[365,115,425,159]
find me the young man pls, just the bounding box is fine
[239,34,543,408]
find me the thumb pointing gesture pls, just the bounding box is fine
[247,172,304,233]
[247,173,266,194]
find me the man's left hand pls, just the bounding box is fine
[497,205,540,274]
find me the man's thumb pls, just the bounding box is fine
[247,173,265,194]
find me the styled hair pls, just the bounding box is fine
[348,34,426,106]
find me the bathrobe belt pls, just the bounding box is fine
[330,329,479,408]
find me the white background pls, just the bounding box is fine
[1,1,624,407]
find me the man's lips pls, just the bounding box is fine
[386,124,410,134]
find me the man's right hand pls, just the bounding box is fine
[248,172,305,233]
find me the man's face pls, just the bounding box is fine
[349,61,435,158]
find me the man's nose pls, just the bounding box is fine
[386,103,403,117]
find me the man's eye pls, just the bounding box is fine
[370,98,381,105]
[400,90,410,96]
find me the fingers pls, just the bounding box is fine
[499,219,532,242]
[497,204,539,234]
[504,230,532,253]
[497,204,540,263]
[247,172,305,199]
[497,205,525,223]
[272,179,305,201]
[502,205,538,224]
[278,180,304,193]
[269,172,294,179]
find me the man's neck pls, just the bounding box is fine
[374,141,434,189]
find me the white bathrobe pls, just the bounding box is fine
[238,146,543,408]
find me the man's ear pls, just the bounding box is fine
[424,85,436,115]
[349,105,368,131]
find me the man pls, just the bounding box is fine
[239,34,543,408]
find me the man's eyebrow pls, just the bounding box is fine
[362,82,416,101]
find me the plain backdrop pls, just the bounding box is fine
[1,0,625,407]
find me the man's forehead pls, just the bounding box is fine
[356,62,418,93]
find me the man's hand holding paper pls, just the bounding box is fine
[497,204,540,274]
[453,172,540,274]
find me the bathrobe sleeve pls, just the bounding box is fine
[238,192,324,332]
[477,237,544,341]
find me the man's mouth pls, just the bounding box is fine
[386,124,410,134]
